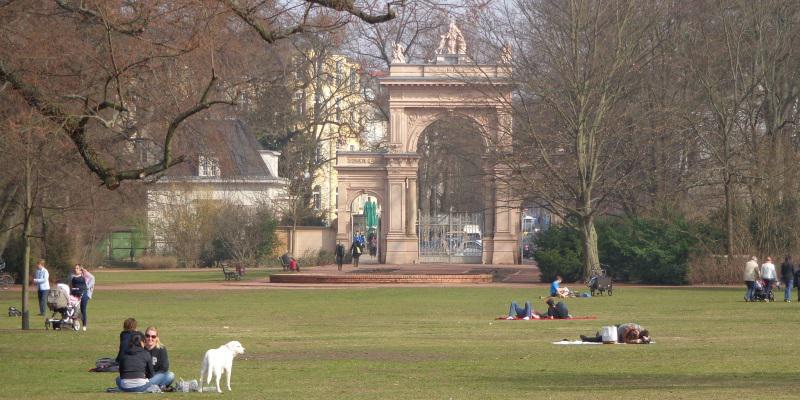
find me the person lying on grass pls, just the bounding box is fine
[580,323,651,344]
[505,301,542,320]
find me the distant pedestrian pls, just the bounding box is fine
[743,256,759,302]
[335,243,345,271]
[350,240,363,268]
[760,257,777,302]
[795,263,800,302]
[780,255,794,303]
[32,260,50,316]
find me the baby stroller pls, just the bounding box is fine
[587,270,613,296]
[44,288,82,331]
[751,279,774,302]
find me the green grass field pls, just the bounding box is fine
[1,281,798,399]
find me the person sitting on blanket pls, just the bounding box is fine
[545,298,571,319]
[505,301,542,320]
[550,275,570,298]
[580,323,651,344]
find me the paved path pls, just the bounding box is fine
[97,262,542,290]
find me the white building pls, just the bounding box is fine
[147,119,287,251]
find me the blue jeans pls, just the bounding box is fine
[38,289,47,314]
[745,281,755,301]
[116,377,153,392]
[149,371,175,387]
[508,301,532,318]
[80,294,89,327]
[784,280,794,301]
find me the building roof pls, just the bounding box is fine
[162,119,277,180]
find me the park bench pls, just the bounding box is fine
[222,264,241,281]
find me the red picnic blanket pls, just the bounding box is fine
[495,316,597,320]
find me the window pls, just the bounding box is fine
[198,155,220,177]
[335,99,342,122]
[293,90,306,114]
[313,185,322,210]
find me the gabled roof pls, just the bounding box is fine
[163,119,276,179]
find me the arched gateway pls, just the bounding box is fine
[335,23,519,264]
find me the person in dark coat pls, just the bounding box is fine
[116,333,156,392]
[545,298,570,319]
[116,318,143,363]
[335,243,345,271]
[780,255,794,302]
[350,240,363,268]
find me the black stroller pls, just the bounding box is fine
[587,269,613,296]
[751,279,774,302]
[44,288,82,331]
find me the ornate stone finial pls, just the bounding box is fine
[391,42,406,64]
[436,21,466,55]
[500,43,512,64]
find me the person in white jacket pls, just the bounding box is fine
[33,260,50,316]
[760,257,777,302]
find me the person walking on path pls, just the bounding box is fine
[780,255,794,303]
[744,256,759,302]
[32,260,50,316]
[335,243,345,271]
[350,239,363,268]
[760,257,777,302]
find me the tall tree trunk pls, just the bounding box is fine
[21,134,32,330]
[724,172,735,259]
[579,215,601,281]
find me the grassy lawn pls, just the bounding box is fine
[0,283,798,399]
[88,267,278,284]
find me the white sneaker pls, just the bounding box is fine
[505,316,515,320]
[82,326,87,331]
[523,316,530,320]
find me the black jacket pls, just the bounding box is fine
[116,330,143,363]
[148,346,169,374]
[547,302,569,319]
[335,244,345,258]
[781,261,794,283]
[118,346,154,380]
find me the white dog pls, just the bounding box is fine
[199,341,245,393]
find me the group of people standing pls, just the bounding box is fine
[33,260,94,330]
[744,255,799,302]
[115,318,175,392]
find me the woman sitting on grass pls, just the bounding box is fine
[143,326,175,391]
[116,318,142,363]
[116,333,158,392]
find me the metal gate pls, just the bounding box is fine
[417,210,484,263]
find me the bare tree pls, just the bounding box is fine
[495,0,661,279]
[0,0,403,190]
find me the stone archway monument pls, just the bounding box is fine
[336,22,519,264]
